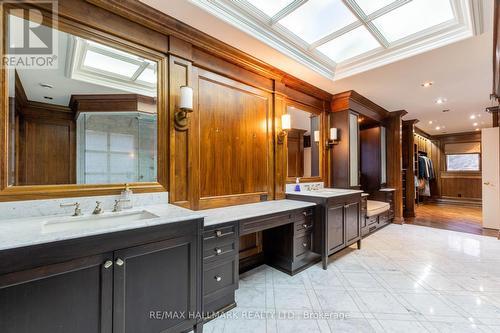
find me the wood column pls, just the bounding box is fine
[274,82,287,199]
[402,119,418,218]
[385,110,407,224]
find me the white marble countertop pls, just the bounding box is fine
[0,204,203,251]
[286,188,363,198]
[200,200,316,227]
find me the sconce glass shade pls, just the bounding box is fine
[281,114,291,130]
[179,86,193,110]
[330,127,338,141]
[314,130,320,142]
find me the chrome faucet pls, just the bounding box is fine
[60,202,82,216]
[113,199,130,213]
[93,201,103,215]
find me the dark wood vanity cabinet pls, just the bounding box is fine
[0,220,203,333]
[0,253,113,333]
[287,193,362,269]
[263,207,321,275]
[202,222,239,319]
[327,195,361,255]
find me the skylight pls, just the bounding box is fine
[317,25,380,62]
[245,0,295,17]
[193,0,479,79]
[278,0,357,44]
[373,0,455,42]
[69,37,157,96]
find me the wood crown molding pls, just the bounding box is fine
[331,90,390,122]
[85,0,332,102]
[69,94,157,114]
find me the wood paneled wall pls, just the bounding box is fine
[434,132,482,201]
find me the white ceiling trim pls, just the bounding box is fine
[190,0,484,80]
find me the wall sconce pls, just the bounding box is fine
[326,127,339,149]
[174,86,193,131]
[277,114,291,144]
[313,130,320,143]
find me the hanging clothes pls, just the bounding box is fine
[417,155,435,197]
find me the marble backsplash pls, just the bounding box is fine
[0,192,169,220]
[285,181,324,193]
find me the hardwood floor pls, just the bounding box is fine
[405,203,499,237]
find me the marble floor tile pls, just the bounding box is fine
[208,224,500,332]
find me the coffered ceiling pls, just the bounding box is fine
[142,0,493,134]
[188,0,483,80]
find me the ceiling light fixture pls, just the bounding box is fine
[436,98,447,104]
[473,122,478,127]
[470,114,476,119]
[435,126,441,130]
[428,120,433,124]
[421,81,433,87]
[475,128,480,131]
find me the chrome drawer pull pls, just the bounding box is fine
[215,230,222,237]
[302,242,308,247]
[104,260,113,269]
[115,258,124,266]
[214,275,222,282]
[302,211,307,216]
[215,248,222,255]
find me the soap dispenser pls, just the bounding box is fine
[294,177,301,192]
[120,184,133,209]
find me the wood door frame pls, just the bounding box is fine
[284,100,326,184]
[0,3,168,201]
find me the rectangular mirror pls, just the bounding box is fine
[6,14,158,186]
[286,105,320,179]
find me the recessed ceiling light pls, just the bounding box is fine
[475,128,480,131]
[428,120,433,124]
[470,115,476,119]
[40,83,53,89]
[435,126,441,130]
[436,98,447,104]
[421,81,433,87]
[473,122,478,127]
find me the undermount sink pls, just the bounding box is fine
[42,210,159,233]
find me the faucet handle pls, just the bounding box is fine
[60,202,82,216]
[113,199,130,212]
[93,201,103,215]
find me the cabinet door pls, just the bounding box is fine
[113,236,199,333]
[327,204,345,254]
[0,253,113,333]
[345,201,361,244]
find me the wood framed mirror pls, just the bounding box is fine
[0,3,167,201]
[285,101,325,184]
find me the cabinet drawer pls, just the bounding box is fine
[293,208,314,221]
[203,240,236,262]
[366,216,378,226]
[240,213,292,236]
[203,224,237,243]
[295,219,314,234]
[204,259,237,297]
[294,233,312,258]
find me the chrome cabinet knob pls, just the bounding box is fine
[116,258,124,266]
[302,211,307,216]
[215,248,222,255]
[214,276,222,282]
[215,230,222,237]
[104,260,113,269]
[302,243,308,248]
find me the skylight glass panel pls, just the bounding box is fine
[373,0,454,42]
[279,0,358,44]
[136,66,157,85]
[245,0,294,17]
[317,26,380,62]
[354,0,396,15]
[83,50,140,78]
